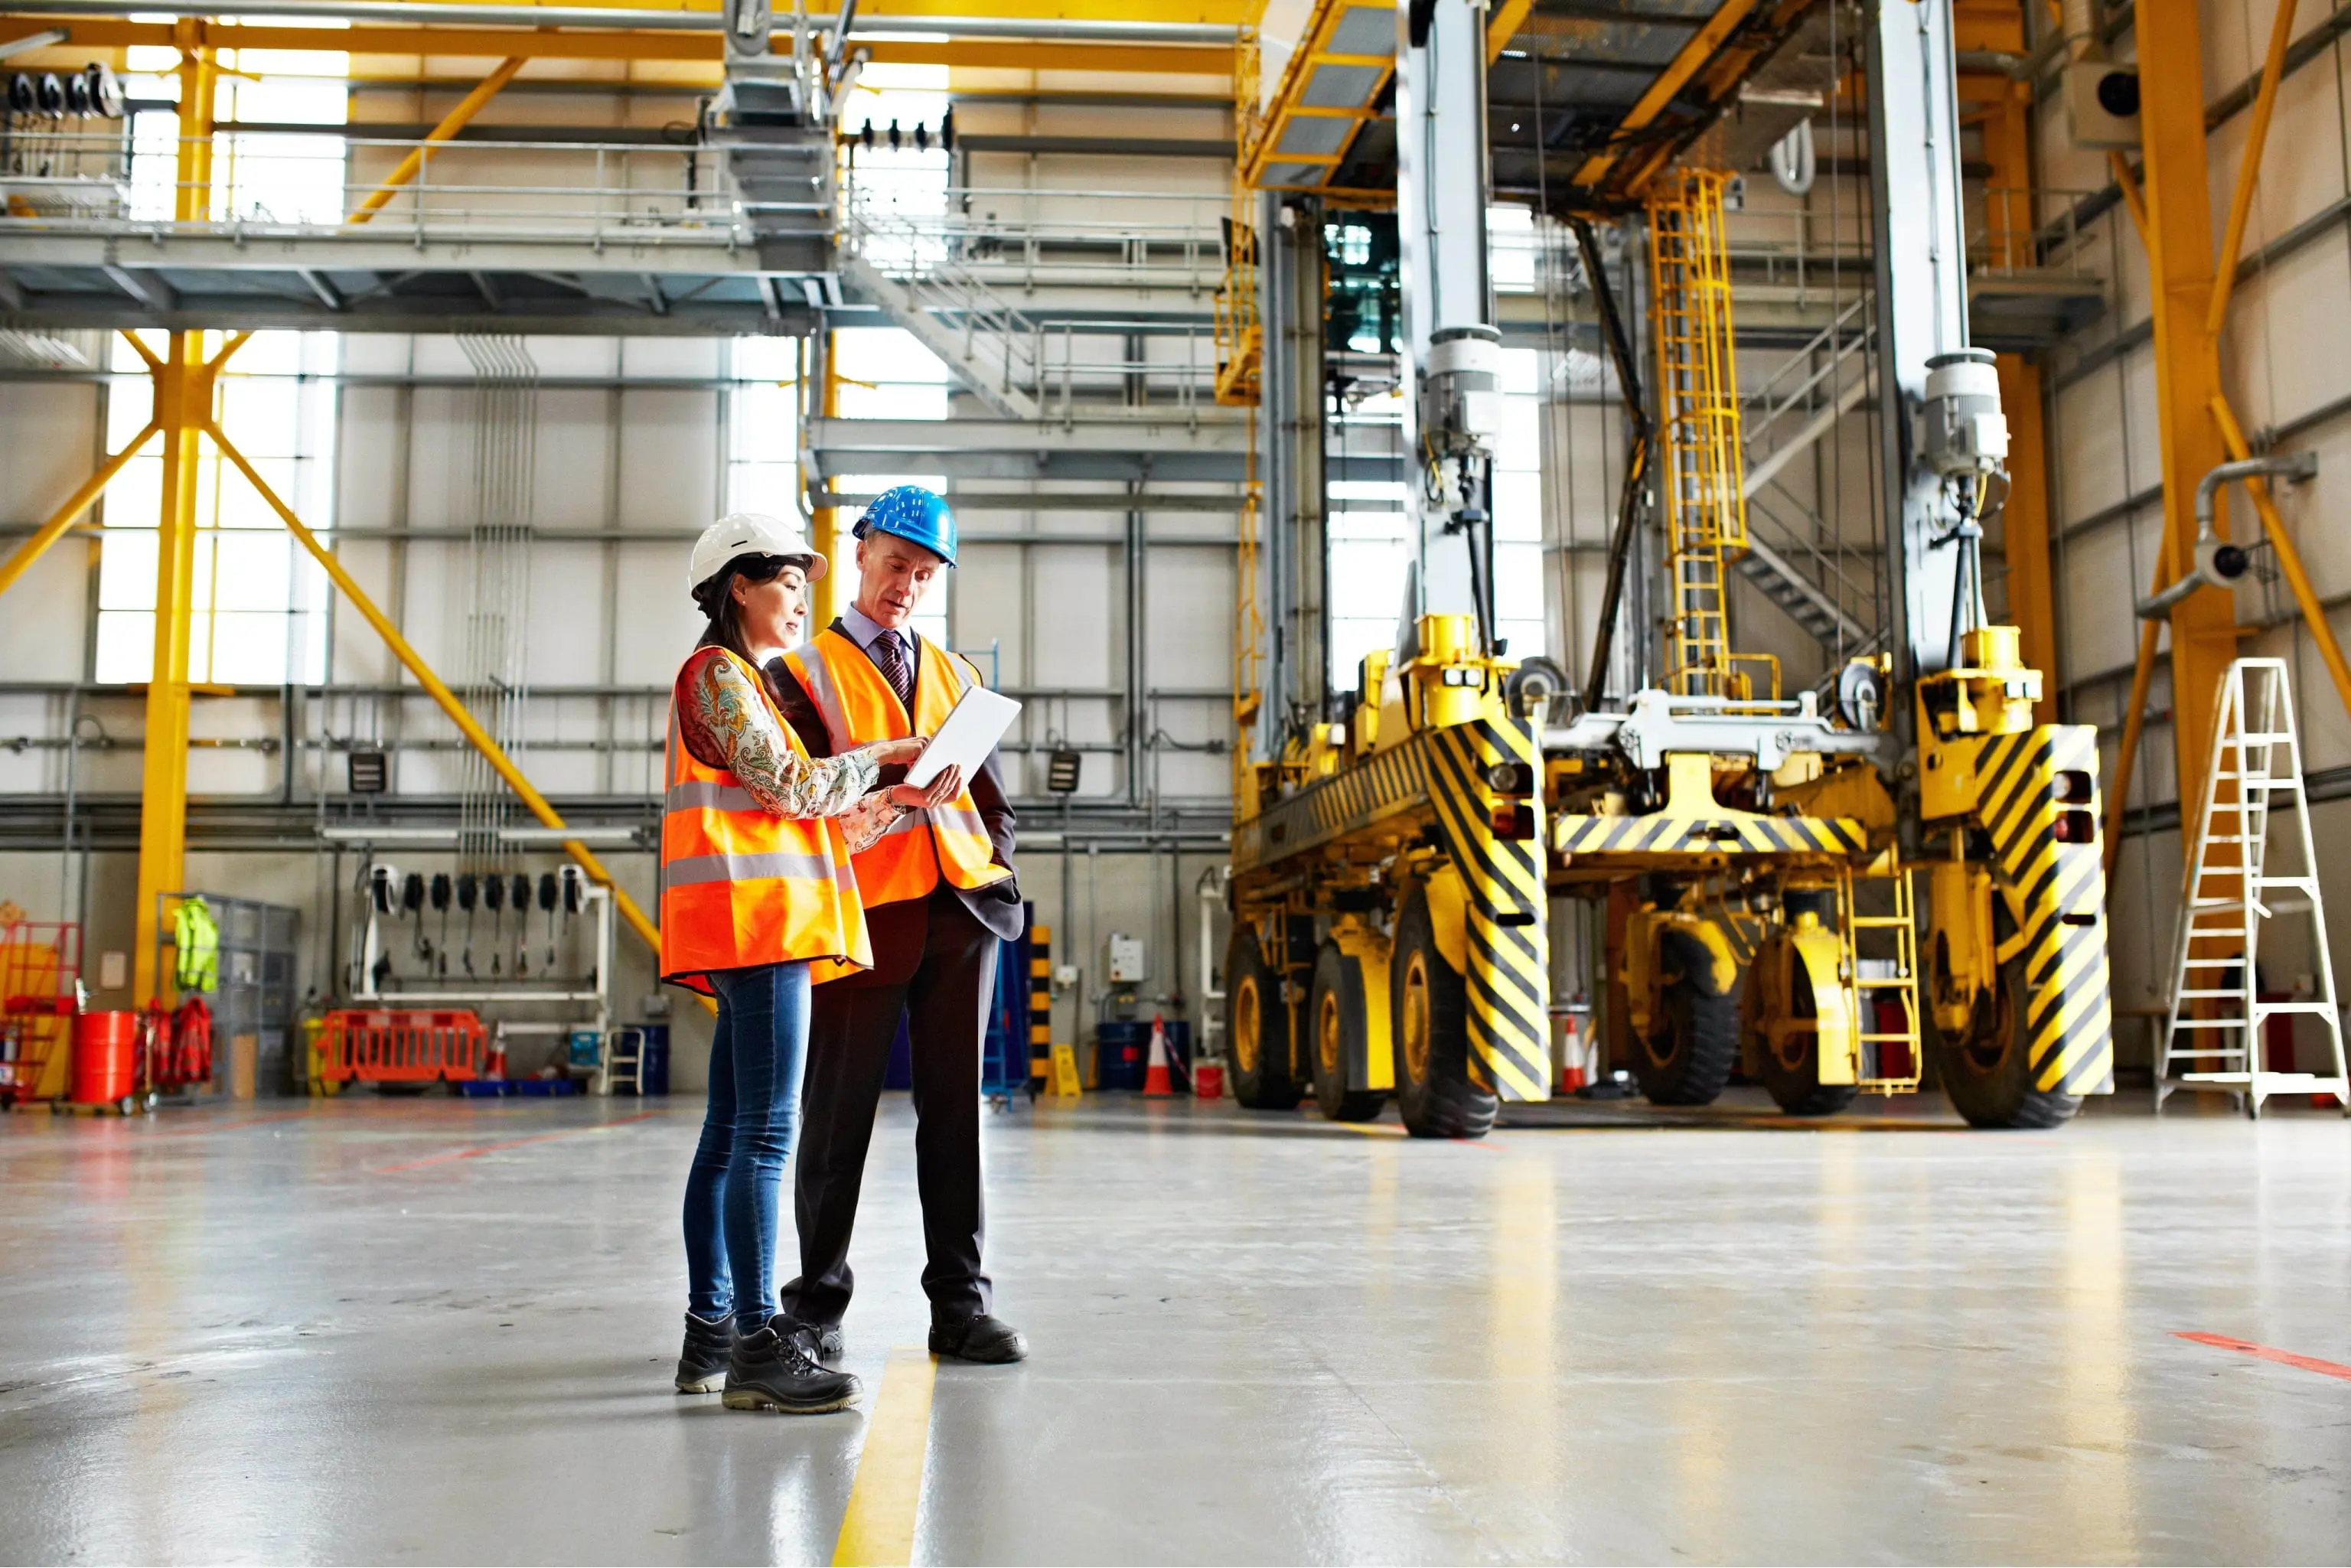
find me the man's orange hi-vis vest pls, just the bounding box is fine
[657,647,871,993]
[783,627,1011,911]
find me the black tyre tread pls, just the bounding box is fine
[1633,927,1740,1107]
[1309,944,1389,1122]
[1772,1083,1860,1117]
[1225,927,1302,1111]
[1391,889,1498,1139]
[1932,950,2082,1130]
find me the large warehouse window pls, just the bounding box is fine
[95,331,340,686]
[97,44,346,684]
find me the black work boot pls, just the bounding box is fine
[781,1316,845,1364]
[929,1313,1027,1364]
[722,1319,862,1413]
[675,1312,732,1394]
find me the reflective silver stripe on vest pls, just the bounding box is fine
[664,780,758,813]
[931,804,992,839]
[662,850,837,888]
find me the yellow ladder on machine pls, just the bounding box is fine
[1839,868,1922,1091]
[1645,168,1749,699]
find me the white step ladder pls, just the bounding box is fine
[2155,658,2350,1117]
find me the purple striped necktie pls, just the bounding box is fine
[869,628,916,713]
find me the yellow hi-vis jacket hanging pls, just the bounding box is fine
[657,649,871,994]
[783,628,1012,910]
[173,895,219,994]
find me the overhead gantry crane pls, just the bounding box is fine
[1221,0,2115,1133]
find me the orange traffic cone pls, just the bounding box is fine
[1143,1013,1175,1097]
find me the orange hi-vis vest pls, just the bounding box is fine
[783,626,1012,911]
[657,647,871,994]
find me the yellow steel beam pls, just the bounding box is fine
[0,16,1229,71]
[2205,0,2297,340]
[1974,49,2056,722]
[1237,0,1394,193]
[0,422,160,603]
[2209,395,2351,723]
[1486,0,1537,60]
[172,28,216,224]
[1568,0,1760,189]
[205,424,667,960]
[132,331,246,1003]
[2136,0,2239,858]
[811,331,842,631]
[347,55,524,224]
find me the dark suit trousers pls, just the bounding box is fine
[783,888,998,1326]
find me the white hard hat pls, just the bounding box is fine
[688,512,828,598]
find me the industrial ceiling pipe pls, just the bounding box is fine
[2135,451,2318,619]
[5,0,1235,43]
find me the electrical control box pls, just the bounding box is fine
[1104,932,1146,984]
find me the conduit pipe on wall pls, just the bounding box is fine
[5,0,1236,43]
[2134,453,2316,621]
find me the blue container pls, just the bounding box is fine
[639,1025,670,1095]
[566,1029,602,1068]
[1094,1021,1149,1090]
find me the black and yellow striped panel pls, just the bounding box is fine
[1974,723,2115,1096]
[1554,812,1868,856]
[1421,719,1552,1103]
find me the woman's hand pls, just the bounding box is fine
[868,735,928,766]
[889,764,964,810]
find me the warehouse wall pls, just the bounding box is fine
[2033,0,2351,1047]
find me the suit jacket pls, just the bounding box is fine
[765,623,1022,983]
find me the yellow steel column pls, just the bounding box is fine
[1974,67,2057,722]
[810,330,843,628]
[132,333,203,1003]
[173,30,215,224]
[2135,0,2239,838]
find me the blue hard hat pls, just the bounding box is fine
[853,484,958,568]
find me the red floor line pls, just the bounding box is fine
[373,1110,670,1172]
[2174,1331,2351,1383]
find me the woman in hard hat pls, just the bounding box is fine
[660,512,960,1415]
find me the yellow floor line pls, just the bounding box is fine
[831,1346,936,1567]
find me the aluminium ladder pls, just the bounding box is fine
[2154,658,2349,1117]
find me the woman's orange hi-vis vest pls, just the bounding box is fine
[657,647,872,994]
[782,628,1012,910]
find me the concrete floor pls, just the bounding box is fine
[2,1089,2349,1565]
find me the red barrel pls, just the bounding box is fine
[71,1011,138,1105]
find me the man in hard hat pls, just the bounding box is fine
[768,485,1029,1364]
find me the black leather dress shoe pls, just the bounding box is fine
[929,1314,1028,1364]
[782,1316,845,1363]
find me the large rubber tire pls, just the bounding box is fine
[1225,926,1302,1110]
[1390,887,1497,1139]
[1746,935,1859,1118]
[1931,945,2080,1130]
[1309,941,1390,1123]
[1631,927,1740,1107]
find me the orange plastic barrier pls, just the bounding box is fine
[318,1010,487,1084]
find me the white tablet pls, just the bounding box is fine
[904,683,1022,787]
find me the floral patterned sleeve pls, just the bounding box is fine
[686,650,879,818]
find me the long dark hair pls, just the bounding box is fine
[693,553,807,667]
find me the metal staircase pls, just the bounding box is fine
[2155,658,2350,1117]
[838,202,1044,422]
[1730,294,1879,652]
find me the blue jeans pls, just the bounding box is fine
[682,960,811,1331]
